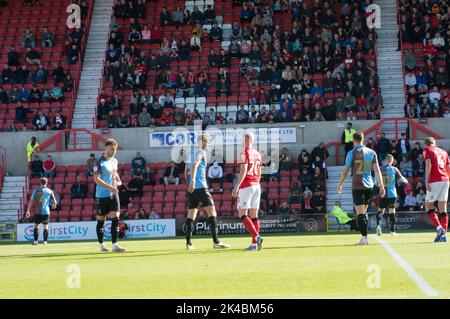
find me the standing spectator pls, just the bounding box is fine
[71,175,88,199]
[207,161,224,192]
[131,151,147,178]
[26,136,40,162]
[163,161,180,185]
[42,155,56,178]
[85,153,97,176]
[30,155,44,178]
[398,133,410,159]
[341,122,356,156]
[311,142,329,161]
[377,132,391,162]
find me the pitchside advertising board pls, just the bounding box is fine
[149,127,297,148]
[367,211,438,231]
[176,215,327,236]
[16,219,176,242]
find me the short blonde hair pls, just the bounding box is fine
[105,138,118,147]
[424,137,436,147]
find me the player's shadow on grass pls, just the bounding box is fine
[0,240,435,261]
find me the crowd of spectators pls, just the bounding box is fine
[101,0,382,128]
[0,0,90,131]
[399,0,449,119]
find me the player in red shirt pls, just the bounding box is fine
[232,131,264,251]
[423,137,450,242]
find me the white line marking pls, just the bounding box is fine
[372,236,439,297]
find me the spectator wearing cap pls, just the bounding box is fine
[341,122,355,157]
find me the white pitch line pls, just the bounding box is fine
[372,236,439,297]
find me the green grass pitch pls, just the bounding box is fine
[0,232,449,298]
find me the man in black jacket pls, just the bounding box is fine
[71,175,88,199]
[311,142,329,161]
[7,46,20,67]
[30,155,44,178]
[377,132,390,162]
[128,172,144,197]
[163,161,180,185]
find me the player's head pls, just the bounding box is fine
[243,130,255,148]
[39,177,48,187]
[353,131,364,145]
[104,138,118,158]
[384,154,394,165]
[424,136,436,147]
[197,133,211,150]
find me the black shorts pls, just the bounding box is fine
[379,197,396,209]
[352,188,373,206]
[34,214,49,225]
[187,188,214,210]
[96,195,120,216]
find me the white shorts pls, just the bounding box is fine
[237,185,261,210]
[425,181,449,202]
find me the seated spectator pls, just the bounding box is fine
[203,5,216,24]
[399,156,413,177]
[18,86,30,103]
[25,48,41,66]
[51,109,66,130]
[416,189,426,210]
[29,64,47,84]
[50,85,63,101]
[14,65,29,84]
[149,210,161,219]
[163,161,180,185]
[330,201,357,230]
[85,153,97,176]
[118,185,131,208]
[30,155,44,178]
[240,4,253,23]
[266,199,278,215]
[288,182,301,205]
[6,123,18,132]
[209,23,223,41]
[131,151,147,178]
[208,161,224,192]
[171,6,184,28]
[32,110,50,130]
[311,191,326,214]
[190,34,201,52]
[160,7,172,26]
[7,46,20,67]
[279,147,293,171]
[278,201,292,215]
[128,172,144,197]
[52,63,66,85]
[135,208,149,219]
[63,74,74,92]
[1,64,13,84]
[106,110,118,128]
[138,107,152,127]
[66,44,79,65]
[42,154,56,178]
[41,26,55,48]
[413,153,425,178]
[22,27,36,48]
[71,175,88,199]
[404,191,417,211]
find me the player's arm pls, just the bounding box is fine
[395,168,409,185]
[372,154,385,197]
[114,171,122,187]
[337,151,352,193]
[25,191,35,218]
[425,158,432,191]
[50,191,57,210]
[232,162,248,198]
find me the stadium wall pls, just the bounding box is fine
[2,119,450,175]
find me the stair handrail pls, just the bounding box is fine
[324,118,444,166]
[396,0,407,113]
[37,128,121,152]
[0,146,6,193]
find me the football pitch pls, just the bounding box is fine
[0,232,449,299]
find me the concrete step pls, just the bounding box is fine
[5,176,26,182]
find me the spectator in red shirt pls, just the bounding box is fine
[43,154,56,178]
[160,109,174,126]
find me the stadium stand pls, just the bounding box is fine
[0,0,94,131]
[97,0,382,129]
[398,0,449,119]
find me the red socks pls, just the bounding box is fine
[428,210,441,228]
[241,216,258,243]
[441,213,448,232]
[251,218,260,244]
